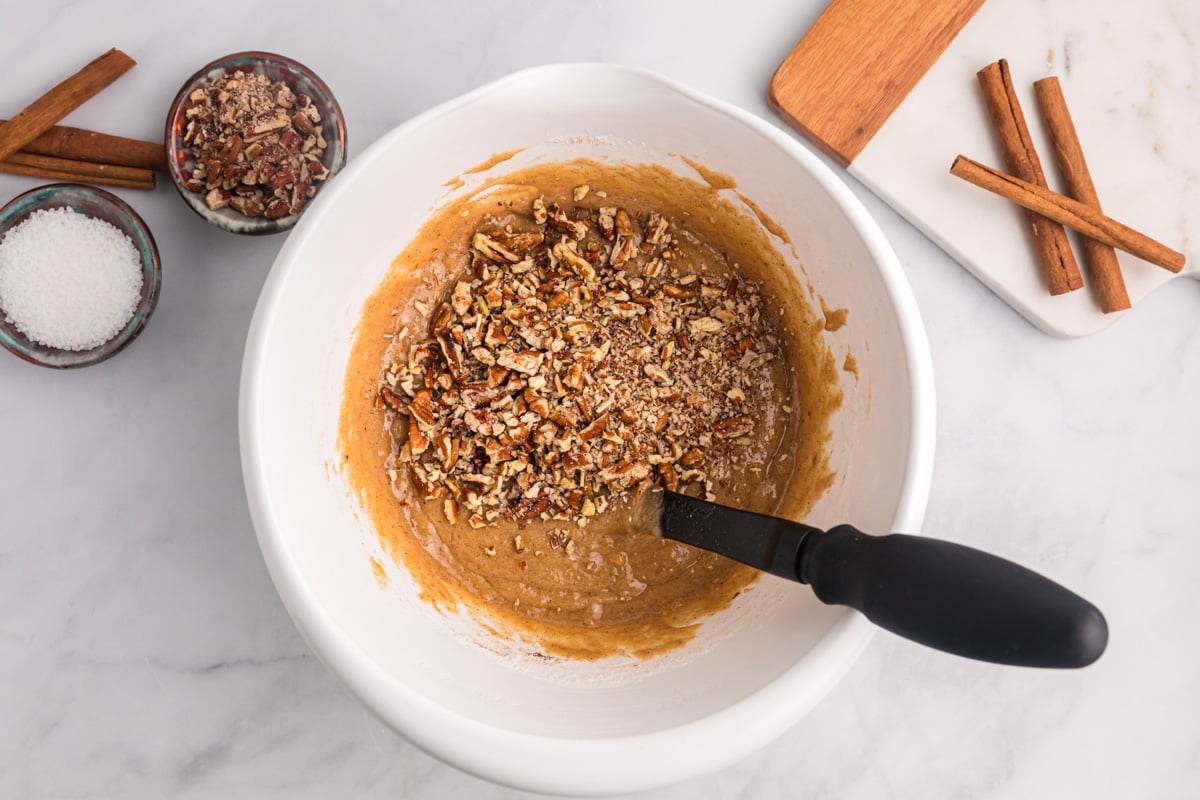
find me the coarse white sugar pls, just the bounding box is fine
[0,207,144,351]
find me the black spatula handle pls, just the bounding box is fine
[797,525,1108,668]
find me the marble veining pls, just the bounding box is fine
[1,1,1198,798]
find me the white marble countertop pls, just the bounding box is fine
[2,2,1197,797]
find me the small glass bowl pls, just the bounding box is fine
[0,183,162,369]
[164,51,347,235]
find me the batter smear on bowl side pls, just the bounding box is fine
[339,159,843,660]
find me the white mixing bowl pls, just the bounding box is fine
[240,64,935,796]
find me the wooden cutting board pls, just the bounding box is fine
[769,0,1198,337]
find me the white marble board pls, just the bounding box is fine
[850,0,1199,336]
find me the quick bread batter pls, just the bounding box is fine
[339,159,842,660]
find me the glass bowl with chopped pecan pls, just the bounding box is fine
[164,52,346,235]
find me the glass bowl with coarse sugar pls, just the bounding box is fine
[0,183,161,368]
[164,52,347,235]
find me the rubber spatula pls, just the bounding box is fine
[632,489,1108,668]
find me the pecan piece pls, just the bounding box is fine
[473,232,521,263]
[497,350,543,375]
[437,332,465,377]
[408,420,430,455]
[545,202,589,240]
[561,451,594,470]
[644,211,669,246]
[293,111,315,135]
[658,463,679,492]
[512,495,551,520]
[597,207,616,240]
[578,412,609,442]
[264,199,290,219]
[430,302,453,333]
[487,365,510,387]
[408,389,436,428]
[490,230,545,255]
[484,320,507,347]
[436,433,461,470]
[450,281,473,316]
[379,385,408,413]
[205,188,230,210]
[279,128,302,154]
[689,317,723,334]
[712,415,753,439]
[552,240,595,280]
[550,407,580,429]
[598,461,651,491]
[610,210,637,269]
[662,284,696,300]
[643,363,673,385]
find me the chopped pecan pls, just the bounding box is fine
[497,350,543,375]
[490,230,544,254]
[597,207,616,240]
[644,211,669,246]
[487,365,510,387]
[610,210,637,269]
[450,281,473,316]
[545,202,589,239]
[561,451,594,470]
[598,461,651,490]
[643,363,673,385]
[484,320,507,347]
[689,317,723,334]
[550,407,580,429]
[378,384,408,413]
[437,332,464,377]
[712,415,754,439]
[409,389,436,428]
[473,232,521,263]
[512,494,551,520]
[430,303,453,333]
[436,433,461,470]
[662,284,696,300]
[205,188,230,210]
[408,420,430,455]
[552,240,595,279]
[384,192,784,528]
[578,412,609,442]
[658,463,679,492]
[182,70,329,220]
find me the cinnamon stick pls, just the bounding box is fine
[0,152,154,189]
[0,48,136,164]
[1032,77,1130,313]
[0,119,165,172]
[950,156,1186,273]
[977,60,1083,295]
